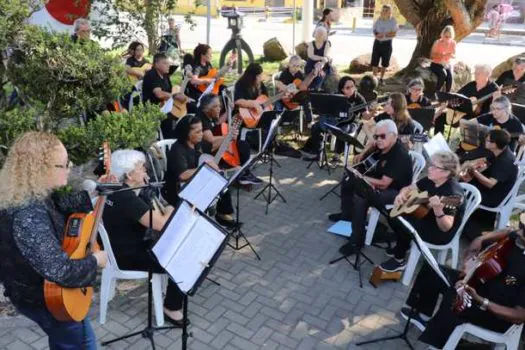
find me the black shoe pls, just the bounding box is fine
[238,171,263,185]
[400,307,427,332]
[164,313,191,328]
[385,246,395,257]
[215,214,238,229]
[328,213,343,222]
[379,257,407,272]
[338,241,361,256]
[302,155,319,162]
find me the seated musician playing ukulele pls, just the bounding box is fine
[197,93,262,185]
[397,216,525,349]
[461,129,518,240]
[330,120,413,256]
[125,41,151,81]
[379,151,464,272]
[164,115,237,228]
[405,78,431,108]
[495,56,525,105]
[102,150,187,326]
[302,76,366,161]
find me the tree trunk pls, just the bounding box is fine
[144,0,159,55]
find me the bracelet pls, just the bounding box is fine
[480,298,490,311]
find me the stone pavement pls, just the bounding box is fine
[1,156,433,350]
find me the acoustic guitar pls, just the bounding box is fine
[171,65,194,119]
[454,236,514,313]
[389,189,463,219]
[128,63,152,84]
[281,61,324,110]
[212,114,244,167]
[196,51,237,95]
[44,142,111,322]
[239,84,298,129]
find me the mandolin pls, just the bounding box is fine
[196,50,237,95]
[239,84,298,129]
[281,61,324,110]
[389,189,463,219]
[44,142,111,322]
[454,237,514,313]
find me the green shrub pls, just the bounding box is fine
[59,103,165,164]
[0,107,37,149]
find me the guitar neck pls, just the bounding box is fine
[262,92,286,108]
[214,120,240,163]
[90,196,107,249]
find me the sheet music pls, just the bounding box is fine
[152,201,226,293]
[197,80,216,107]
[179,164,228,211]
[398,217,451,287]
[160,98,173,114]
[423,133,451,157]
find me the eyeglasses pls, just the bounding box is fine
[55,160,73,170]
[373,133,388,140]
[429,163,447,171]
[490,106,505,111]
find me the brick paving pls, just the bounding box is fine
[1,156,432,349]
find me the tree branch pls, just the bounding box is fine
[444,0,488,40]
[394,0,423,27]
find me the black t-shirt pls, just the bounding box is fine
[164,141,213,206]
[187,62,213,100]
[234,82,268,114]
[374,113,416,135]
[405,94,432,108]
[197,110,217,132]
[142,69,172,105]
[477,113,524,151]
[496,70,525,105]
[371,140,413,190]
[416,177,465,233]
[126,57,150,68]
[103,185,150,261]
[478,237,525,308]
[475,147,517,207]
[278,69,304,85]
[458,81,499,116]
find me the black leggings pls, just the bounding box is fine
[430,62,453,93]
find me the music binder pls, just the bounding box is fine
[179,163,228,212]
[152,200,229,293]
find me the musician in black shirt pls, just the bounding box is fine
[125,42,150,80]
[142,53,182,106]
[372,93,417,136]
[187,44,214,101]
[331,119,413,256]
[462,129,518,239]
[405,78,431,108]
[495,56,525,105]
[379,151,464,272]
[302,76,366,160]
[164,115,236,227]
[399,221,525,349]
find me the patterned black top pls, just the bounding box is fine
[0,191,98,309]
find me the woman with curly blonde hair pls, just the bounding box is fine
[0,131,107,349]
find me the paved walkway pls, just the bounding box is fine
[0,156,431,349]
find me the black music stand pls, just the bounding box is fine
[328,172,378,288]
[408,108,435,132]
[100,183,178,349]
[308,93,352,172]
[436,92,473,141]
[254,114,287,214]
[356,216,451,349]
[319,124,364,201]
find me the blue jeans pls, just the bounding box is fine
[16,305,97,350]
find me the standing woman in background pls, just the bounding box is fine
[0,132,108,349]
[305,26,331,90]
[316,8,336,36]
[371,4,398,85]
[430,25,456,93]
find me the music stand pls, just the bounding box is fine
[254,113,287,214]
[356,216,450,349]
[308,93,352,172]
[152,200,232,350]
[319,124,364,201]
[436,92,474,140]
[328,172,377,288]
[408,108,435,132]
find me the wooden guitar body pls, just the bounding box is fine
[44,212,96,321]
[281,78,303,110]
[214,122,241,167]
[196,68,224,95]
[128,64,152,84]
[390,191,431,218]
[239,95,273,129]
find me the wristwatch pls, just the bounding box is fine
[480,298,490,311]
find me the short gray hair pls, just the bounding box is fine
[431,151,460,177]
[492,95,512,115]
[474,64,492,75]
[313,26,327,39]
[111,149,146,182]
[73,18,90,34]
[375,119,398,136]
[514,56,525,65]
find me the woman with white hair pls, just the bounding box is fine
[102,149,188,326]
[305,26,331,90]
[71,18,91,43]
[429,25,456,93]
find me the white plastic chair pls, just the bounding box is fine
[443,323,523,350]
[401,183,482,286]
[152,139,177,173]
[98,224,165,326]
[478,165,525,230]
[128,80,143,112]
[364,151,426,246]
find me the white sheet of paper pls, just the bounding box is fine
[197,80,216,106]
[160,98,173,114]
[423,133,451,157]
[152,201,226,293]
[179,164,228,211]
[398,217,451,287]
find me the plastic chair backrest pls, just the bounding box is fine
[97,223,120,271]
[271,72,282,95]
[153,139,177,170]
[409,150,426,183]
[413,120,424,134]
[456,183,482,235]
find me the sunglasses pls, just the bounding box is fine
[373,133,388,140]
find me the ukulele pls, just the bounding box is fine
[44,142,111,322]
[458,157,489,181]
[281,61,324,110]
[454,237,514,313]
[196,50,237,95]
[170,65,194,119]
[389,189,463,219]
[239,84,298,129]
